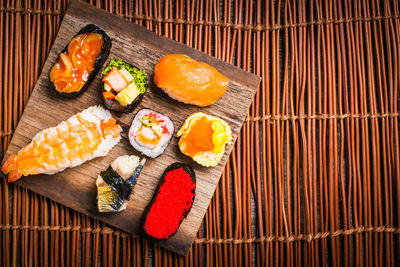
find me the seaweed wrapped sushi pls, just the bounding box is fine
[101,59,147,112]
[49,24,111,97]
[96,155,146,212]
[143,162,196,239]
[177,112,232,167]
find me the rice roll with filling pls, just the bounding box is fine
[96,155,146,212]
[101,59,147,112]
[128,109,174,158]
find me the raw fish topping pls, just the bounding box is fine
[96,155,146,213]
[153,54,230,107]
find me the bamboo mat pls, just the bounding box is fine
[1,0,400,266]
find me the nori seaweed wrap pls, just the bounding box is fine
[49,24,111,97]
[96,155,146,213]
[142,162,196,240]
[101,59,147,112]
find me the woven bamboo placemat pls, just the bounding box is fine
[1,0,399,266]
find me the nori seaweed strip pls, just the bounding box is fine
[126,161,145,187]
[109,198,125,211]
[103,93,144,113]
[100,166,132,200]
[50,24,111,98]
[142,162,196,240]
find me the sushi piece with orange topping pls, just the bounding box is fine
[177,112,232,167]
[153,54,230,107]
[128,109,174,158]
[49,24,111,97]
[1,106,121,182]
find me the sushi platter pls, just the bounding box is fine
[1,0,260,256]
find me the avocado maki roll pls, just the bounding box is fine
[49,24,111,97]
[101,59,147,112]
[96,155,146,212]
[143,162,196,240]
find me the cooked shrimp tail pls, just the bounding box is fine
[1,154,22,182]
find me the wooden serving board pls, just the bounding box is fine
[2,0,260,256]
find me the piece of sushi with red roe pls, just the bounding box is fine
[143,162,196,240]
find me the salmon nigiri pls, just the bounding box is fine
[1,106,121,182]
[153,54,230,107]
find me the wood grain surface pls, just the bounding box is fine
[1,0,260,256]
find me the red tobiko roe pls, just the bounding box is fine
[144,168,196,239]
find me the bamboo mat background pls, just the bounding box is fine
[1,0,400,266]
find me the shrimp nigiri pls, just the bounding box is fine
[1,106,121,182]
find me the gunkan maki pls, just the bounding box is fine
[101,59,147,112]
[49,24,111,97]
[96,155,146,212]
[143,162,196,240]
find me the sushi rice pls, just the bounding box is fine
[128,109,174,158]
[96,155,146,212]
[42,106,122,173]
[1,105,121,182]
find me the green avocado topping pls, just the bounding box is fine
[103,59,147,94]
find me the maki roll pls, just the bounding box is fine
[49,24,111,97]
[177,112,232,167]
[101,59,147,112]
[128,109,174,158]
[96,155,146,212]
[143,163,196,240]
